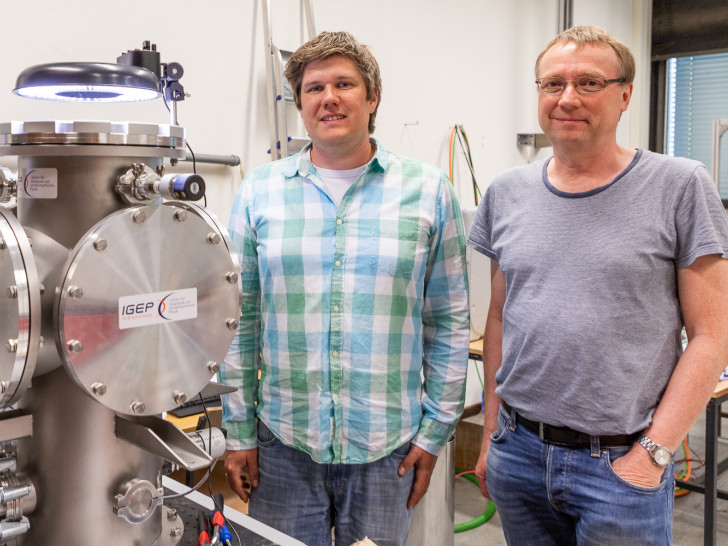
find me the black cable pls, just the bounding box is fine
[200,393,226,516]
[185,140,207,207]
[157,75,209,209]
[195,393,215,500]
[158,75,172,114]
[162,394,217,501]
[201,392,241,545]
[186,140,198,174]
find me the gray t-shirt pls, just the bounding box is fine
[467,149,728,435]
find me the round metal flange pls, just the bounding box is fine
[0,207,40,407]
[114,479,163,524]
[0,120,185,159]
[56,202,241,416]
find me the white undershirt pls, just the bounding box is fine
[314,165,366,207]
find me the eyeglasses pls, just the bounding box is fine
[535,76,625,94]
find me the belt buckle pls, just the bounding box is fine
[539,422,546,442]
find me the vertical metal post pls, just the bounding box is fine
[261,0,317,161]
[261,0,282,161]
[170,100,178,127]
[704,398,718,546]
[711,119,728,191]
[558,0,573,33]
[303,0,316,39]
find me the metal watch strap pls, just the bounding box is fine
[638,433,673,467]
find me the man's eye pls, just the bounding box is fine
[579,79,600,88]
[306,85,322,93]
[544,79,563,89]
[338,82,352,88]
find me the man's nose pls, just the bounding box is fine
[558,82,581,104]
[322,85,339,104]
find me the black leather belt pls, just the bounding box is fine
[501,401,639,448]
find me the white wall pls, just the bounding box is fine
[0,0,651,215]
[0,0,651,406]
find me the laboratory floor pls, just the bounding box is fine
[453,410,728,546]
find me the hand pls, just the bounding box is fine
[610,446,665,488]
[474,434,492,499]
[224,448,258,502]
[397,444,439,509]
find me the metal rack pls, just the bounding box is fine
[711,118,728,192]
[261,0,316,160]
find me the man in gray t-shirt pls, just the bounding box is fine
[467,26,728,545]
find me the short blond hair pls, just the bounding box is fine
[284,31,382,134]
[535,25,635,83]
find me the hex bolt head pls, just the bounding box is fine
[167,508,178,520]
[173,210,188,222]
[0,382,7,394]
[68,286,84,299]
[133,210,147,224]
[226,318,239,330]
[67,340,83,354]
[4,340,16,353]
[0,238,5,250]
[6,286,17,299]
[91,382,107,396]
[94,239,108,251]
[39,336,45,348]
[207,361,220,374]
[207,232,221,245]
[173,391,187,405]
[39,283,45,296]
[225,272,238,284]
[170,527,182,538]
[130,401,146,414]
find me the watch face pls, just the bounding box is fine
[654,446,673,467]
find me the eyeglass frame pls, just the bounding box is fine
[535,76,626,95]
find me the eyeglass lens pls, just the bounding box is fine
[537,77,607,94]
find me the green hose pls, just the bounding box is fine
[453,470,497,533]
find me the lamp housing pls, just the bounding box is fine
[13,62,161,103]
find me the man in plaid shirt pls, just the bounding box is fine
[221,31,469,546]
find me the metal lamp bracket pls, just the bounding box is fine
[516,133,552,150]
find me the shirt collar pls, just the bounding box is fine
[282,138,388,179]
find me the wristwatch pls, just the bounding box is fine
[638,434,674,468]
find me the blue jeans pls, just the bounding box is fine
[487,405,674,545]
[249,421,414,546]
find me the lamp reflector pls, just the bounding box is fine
[13,62,161,103]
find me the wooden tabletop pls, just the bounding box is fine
[714,378,728,398]
[469,339,483,358]
[166,406,222,432]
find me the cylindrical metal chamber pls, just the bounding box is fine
[0,120,241,545]
[17,369,167,545]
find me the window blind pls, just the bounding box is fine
[666,53,728,200]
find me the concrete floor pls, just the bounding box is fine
[452,411,728,546]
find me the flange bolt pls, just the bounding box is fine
[91,382,107,396]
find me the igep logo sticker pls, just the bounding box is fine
[21,168,58,199]
[118,288,198,330]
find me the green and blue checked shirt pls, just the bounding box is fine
[221,140,470,464]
